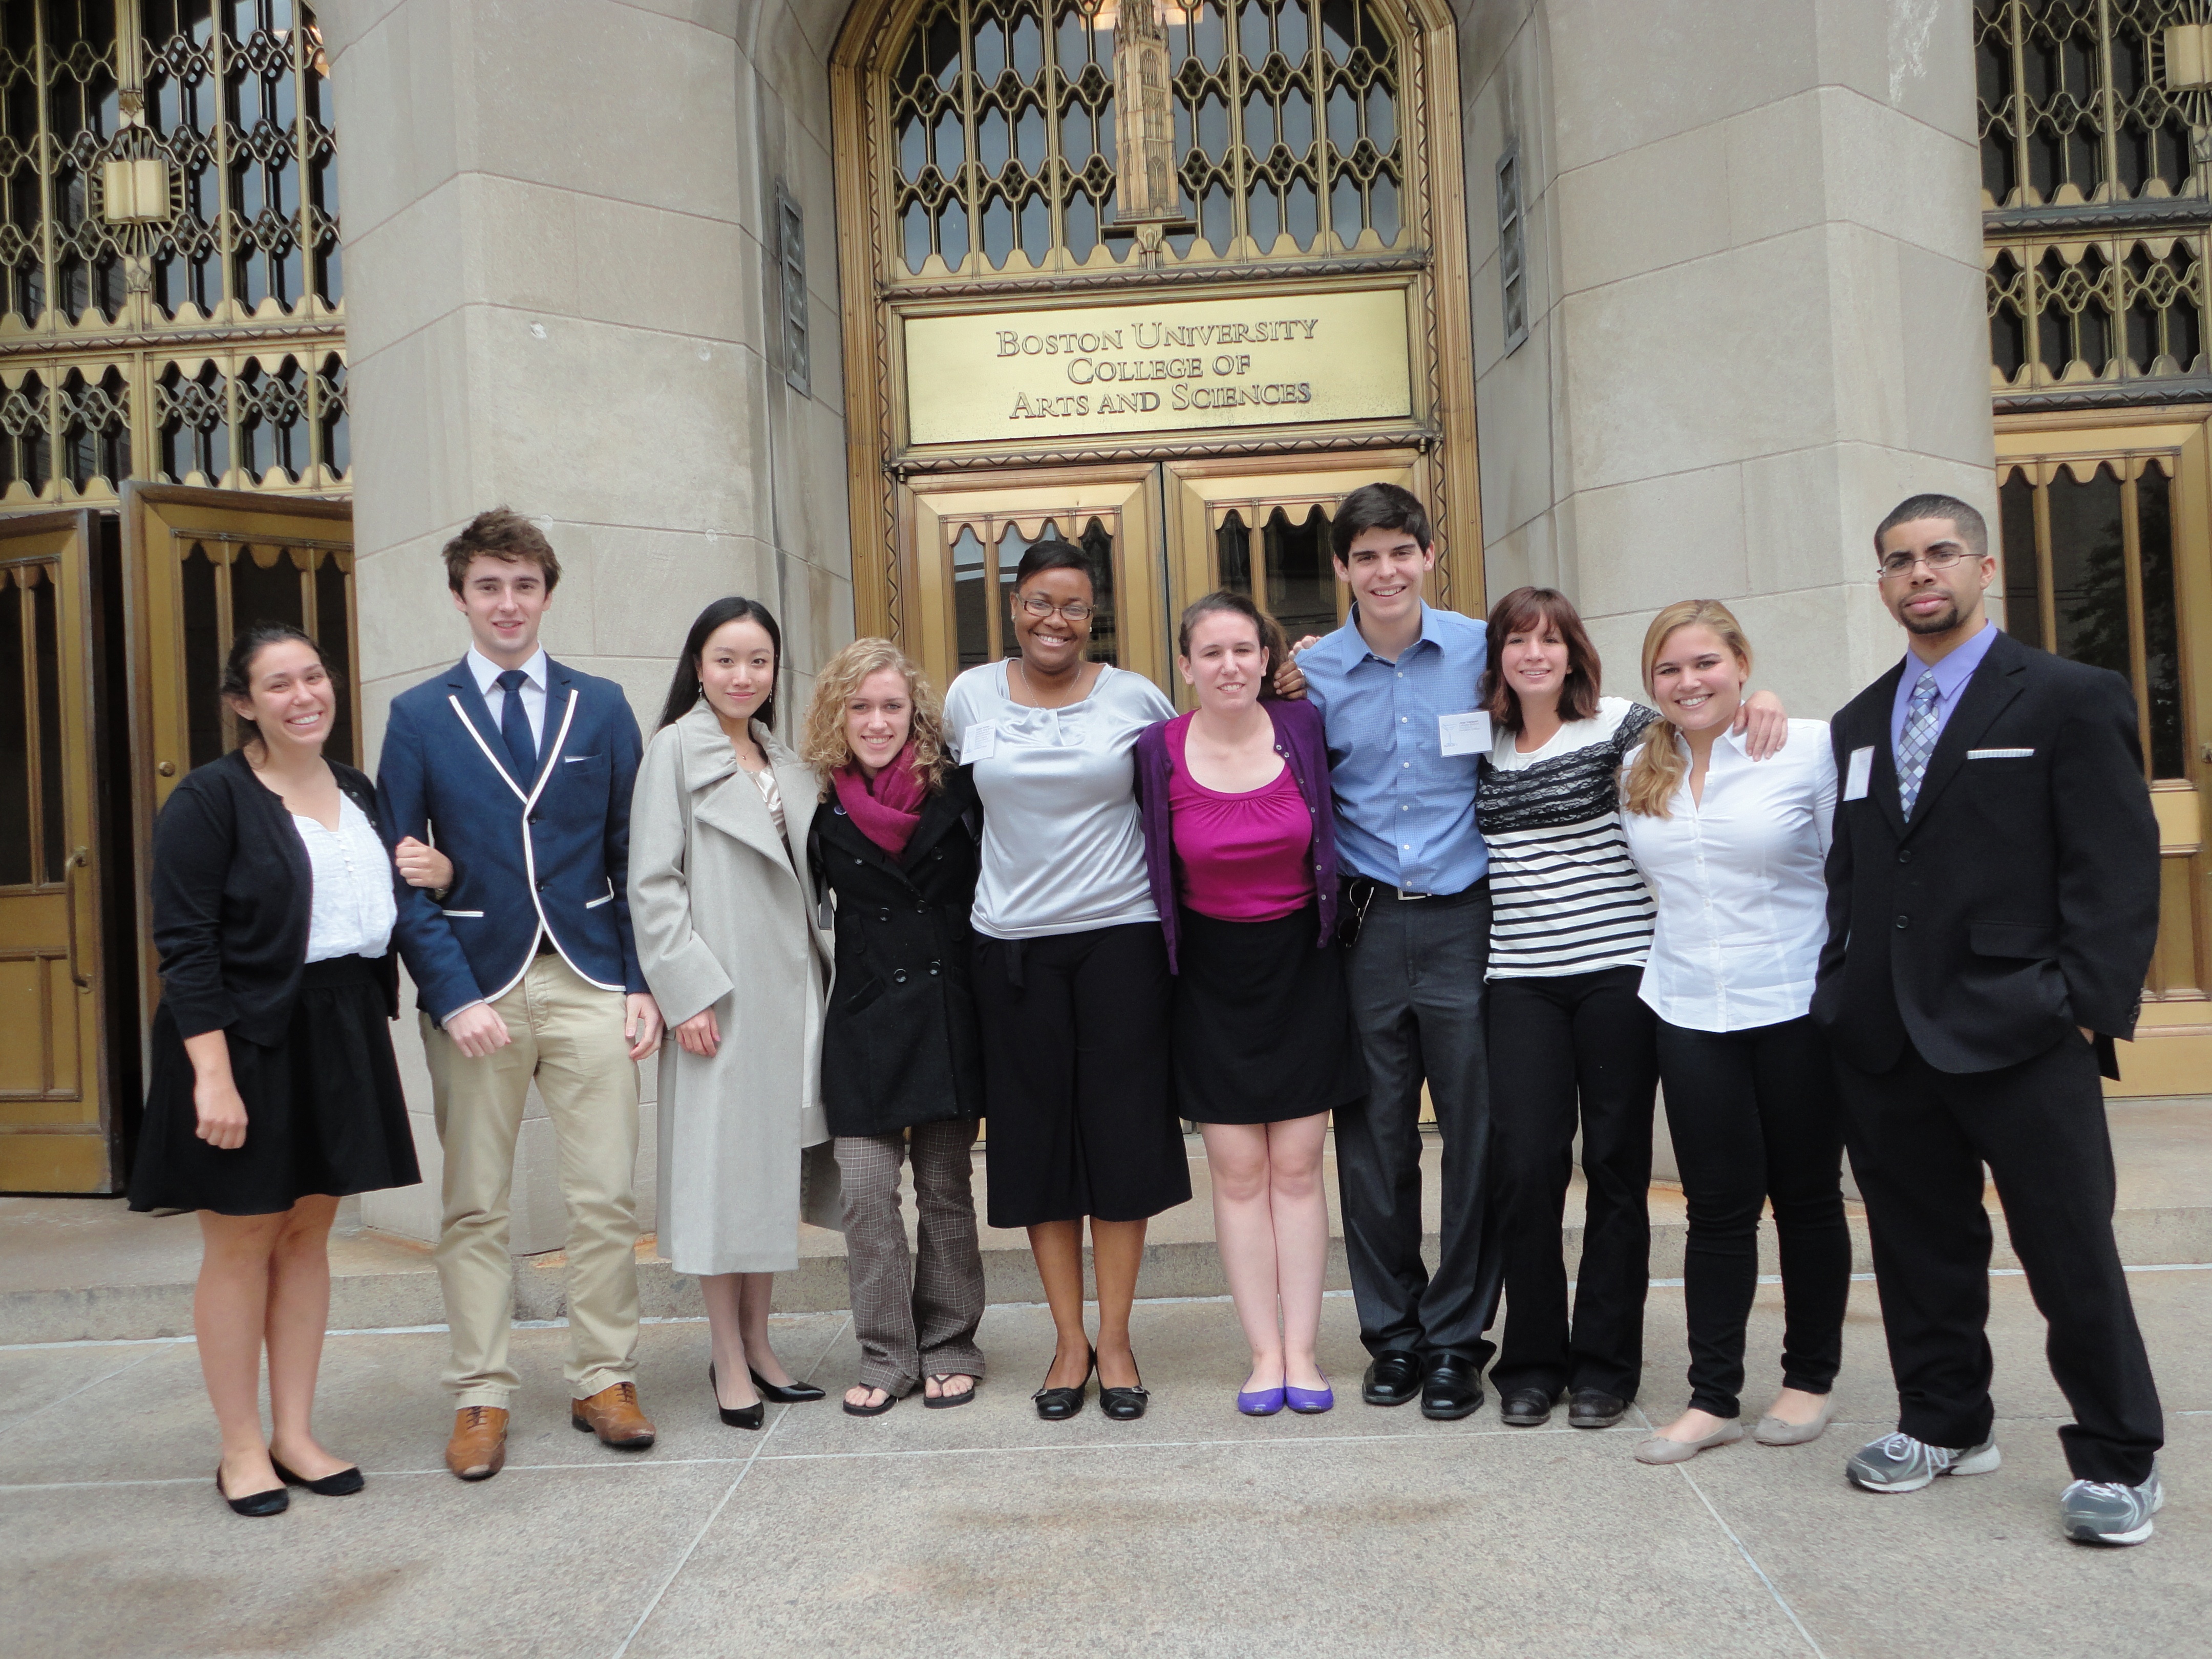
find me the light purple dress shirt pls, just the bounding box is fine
[1887,621,2001,760]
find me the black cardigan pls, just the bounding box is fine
[152,749,401,1045]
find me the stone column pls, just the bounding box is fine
[315,0,855,1245]
[1457,0,1993,716]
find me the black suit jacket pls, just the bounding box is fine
[1811,628,2159,1080]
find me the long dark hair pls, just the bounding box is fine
[221,621,324,749]
[1479,585,1602,734]
[1177,590,1290,699]
[658,597,782,731]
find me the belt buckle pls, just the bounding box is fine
[1396,887,1431,901]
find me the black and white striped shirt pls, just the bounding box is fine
[1476,697,1658,980]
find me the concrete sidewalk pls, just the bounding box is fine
[4,1269,2206,1657]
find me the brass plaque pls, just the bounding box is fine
[903,286,1414,446]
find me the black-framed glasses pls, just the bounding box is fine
[1016,593,1094,622]
[1878,548,1973,578]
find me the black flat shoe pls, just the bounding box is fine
[1099,1359,1148,1422]
[1033,1345,1094,1421]
[1362,1349,1424,1408]
[270,1456,364,1496]
[751,1367,825,1404]
[843,1386,898,1417]
[923,1373,978,1410]
[708,1363,764,1430]
[1421,1356,1484,1421]
[1498,1387,1559,1428]
[216,1466,288,1517]
[1567,1388,1629,1429]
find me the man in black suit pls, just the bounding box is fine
[1813,492,2165,1546]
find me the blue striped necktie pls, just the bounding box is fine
[1896,668,1940,819]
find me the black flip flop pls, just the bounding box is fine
[924,1373,978,1409]
[842,1386,897,1417]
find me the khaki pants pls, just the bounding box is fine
[422,952,641,1407]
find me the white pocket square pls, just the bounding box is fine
[1967,748,2034,759]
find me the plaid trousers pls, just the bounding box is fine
[835,1120,987,1395]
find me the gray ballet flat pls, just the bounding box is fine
[1754,1394,1837,1447]
[1634,1418,1745,1464]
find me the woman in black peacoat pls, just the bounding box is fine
[803,640,988,1416]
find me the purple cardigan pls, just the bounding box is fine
[1131,698,1340,974]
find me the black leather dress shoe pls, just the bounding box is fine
[1498,1386,1558,1427]
[1567,1388,1629,1429]
[1361,1350,1424,1408]
[1421,1356,1483,1421]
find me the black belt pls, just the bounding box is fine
[1348,875,1487,904]
[535,931,558,957]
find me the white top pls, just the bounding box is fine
[942,660,1176,939]
[1477,696,1659,980]
[1621,719,1838,1033]
[746,763,785,838]
[293,794,397,963]
[467,645,549,749]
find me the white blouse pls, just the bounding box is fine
[293,794,397,963]
[1620,720,1837,1033]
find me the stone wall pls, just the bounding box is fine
[315,0,857,1246]
[1455,0,1996,720]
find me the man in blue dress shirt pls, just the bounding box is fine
[1295,483,1501,1419]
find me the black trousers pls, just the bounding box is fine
[1656,1015,1849,1419]
[1837,1035,2162,1484]
[1485,966,1656,1401]
[1334,882,1501,1366]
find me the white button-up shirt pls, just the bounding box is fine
[1621,720,1837,1033]
[467,645,549,750]
[294,793,398,963]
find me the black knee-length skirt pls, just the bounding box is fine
[129,953,421,1217]
[1173,903,1368,1125]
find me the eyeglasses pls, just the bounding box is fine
[1016,594,1094,622]
[1878,548,1974,578]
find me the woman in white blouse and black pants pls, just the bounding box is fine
[1620,601,1849,1464]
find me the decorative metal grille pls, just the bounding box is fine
[885,0,1406,278]
[0,1,345,507]
[1987,233,2207,388]
[777,179,810,397]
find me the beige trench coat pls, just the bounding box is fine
[630,704,833,1275]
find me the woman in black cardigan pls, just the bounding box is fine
[131,623,437,1516]
[802,640,987,1415]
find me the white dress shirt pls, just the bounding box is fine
[467,645,549,750]
[1621,719,1837,1033]
[294,793,398,962]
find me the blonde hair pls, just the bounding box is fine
[800,638,951,792]
[1622,600,1754,820]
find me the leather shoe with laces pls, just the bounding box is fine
[571,1381,656,1450]
[445,1405,508,1481]
[1362,1349,1423,1408]
[1421,1356,1483,1421]
[1498,1386,1558,1427]
[1567,1389,1629,1429]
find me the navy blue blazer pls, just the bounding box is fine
[377,655,647,1022]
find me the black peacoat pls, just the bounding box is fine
[809,765,986,1137]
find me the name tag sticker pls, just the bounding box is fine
[1844,746,1874,802]
[1438,711,1493,757]
[960,723,998,763]
[1968,747,2034,760]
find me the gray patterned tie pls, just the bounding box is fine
[1897,668,1940,819]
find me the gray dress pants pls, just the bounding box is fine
[1333,883,1503,1366]
[835,1120,988,1395]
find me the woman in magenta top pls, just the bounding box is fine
[1134,591,1366,1416]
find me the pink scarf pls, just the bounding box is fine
[833,740,928,858]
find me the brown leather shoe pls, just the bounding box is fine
[571,1381,655,1450]
[445,1405,508,1481]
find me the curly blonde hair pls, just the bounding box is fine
[800,637,951,792]
[1622,600,1754,820]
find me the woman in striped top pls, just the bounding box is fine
[1476,588,1785,1432]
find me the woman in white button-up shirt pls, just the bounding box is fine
[1618,601,1851,1466]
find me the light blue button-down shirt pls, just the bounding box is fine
[1298,601,1490,894]
[1887,620,1999,759]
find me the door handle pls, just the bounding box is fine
[63,845,90,990]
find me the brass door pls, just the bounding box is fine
[0,511,110,1193]
[122,483,357,1061]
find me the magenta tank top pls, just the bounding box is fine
[1166,714,1315,923]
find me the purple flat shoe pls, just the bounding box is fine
[1237,1384,1287,1416]
[1285,1379,1335,1415]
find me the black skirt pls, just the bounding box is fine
[1173,903,1368,1125]
[129,953,421,1217]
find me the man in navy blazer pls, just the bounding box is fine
[379,508,664,1481]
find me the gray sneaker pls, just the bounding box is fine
[2060,1469,2163,1545]
[1845,1430,2002,1493]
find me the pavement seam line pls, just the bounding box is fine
[1672,1459,1830,1659]
[606,1313,853,1659]
[1,1347,163,1433]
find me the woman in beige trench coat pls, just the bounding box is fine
[630,597,833,1429]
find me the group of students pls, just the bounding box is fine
[133,485,2170,1548]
